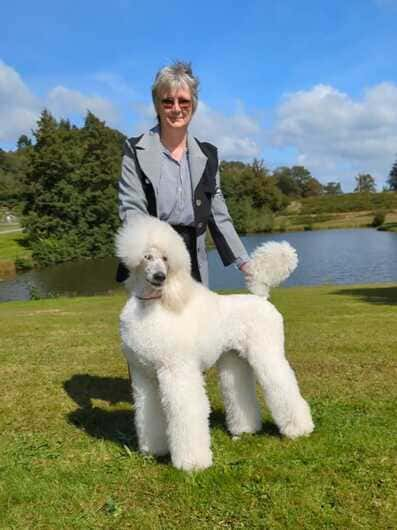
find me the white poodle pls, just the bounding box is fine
[116,216,314,471]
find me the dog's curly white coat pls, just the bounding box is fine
[116,216,314,471]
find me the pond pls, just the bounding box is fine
[1,228,396,302]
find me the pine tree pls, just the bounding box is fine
[76,112,125,256]
[354,173,376,193]
[22,110,125,265]
[387,158,397,191]
[17,134,32,150]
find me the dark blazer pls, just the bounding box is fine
[118,126,248,285]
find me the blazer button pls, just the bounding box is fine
[198,222,203,228]
[145,179,150,184]
[196,199,202,206]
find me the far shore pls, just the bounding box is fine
[1,209,397,281]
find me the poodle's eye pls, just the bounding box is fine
[144,254,153,261]
[162,256,168,262]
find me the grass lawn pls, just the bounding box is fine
[275,209,397,232]
[0,231,32,279]
[379,222,397,233]
[0,231,30,261]
[1,285,396,528]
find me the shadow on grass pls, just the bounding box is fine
[210,409,280,437]
[64,374,280,459]
[64,373,131,409]
[16,235,31,248]
[378,222,397,232]
[331,285,397,305]
[64,373,139,450]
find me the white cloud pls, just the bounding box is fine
[47,86,119,126]
[191,102,262,159]
[272,83,397,190]
[0,60,119,145]
[0,61,41,142]
[93,72,136,98]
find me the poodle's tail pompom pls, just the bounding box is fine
[246,241,298,298]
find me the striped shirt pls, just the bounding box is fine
[157,146,194,226]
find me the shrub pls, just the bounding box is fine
[371,211,386,227]
[15,256,34,271]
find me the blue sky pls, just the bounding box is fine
[1,0,397,190]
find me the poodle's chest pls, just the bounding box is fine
[120,304,197,362]
[119,300,224,367]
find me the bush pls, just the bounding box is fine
[371,211,386,227]
[15,256,33,271]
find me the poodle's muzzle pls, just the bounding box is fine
[142,249,169,289]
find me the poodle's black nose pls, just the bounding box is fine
[153,272,166,283]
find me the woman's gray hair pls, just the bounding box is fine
[152,61,199,116]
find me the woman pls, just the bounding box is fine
[117,61,249,285]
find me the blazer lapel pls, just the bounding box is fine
[188,134,208,192]
[135,126,162,193]
[135,128,208,194]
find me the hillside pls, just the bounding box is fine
[276,192,397,232]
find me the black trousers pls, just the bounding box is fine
[116,224,202,283]
[170,225,201,283]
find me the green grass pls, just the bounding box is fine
[378,222,397,233]
[0,230,30,261]
[1,285,396,529]
[274,192,397,232]
[0,230,32,277]
[298,192,397,215]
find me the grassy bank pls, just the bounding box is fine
[275,209,397,232]
[0,230,32,279]
[1,285,396,528]
[274,192,397,232]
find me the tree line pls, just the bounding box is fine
[1,109,397,265]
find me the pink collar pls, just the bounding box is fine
[135,294,162,301]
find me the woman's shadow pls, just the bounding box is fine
[64,373,279,454]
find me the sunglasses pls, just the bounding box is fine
[161,97,192,110]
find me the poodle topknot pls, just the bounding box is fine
[116,215,191,276]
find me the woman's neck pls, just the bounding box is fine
[160,125,188,154]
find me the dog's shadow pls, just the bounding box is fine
[64,373,279,457]
[64,374,139,450]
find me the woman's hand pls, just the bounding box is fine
[239,261,253,278]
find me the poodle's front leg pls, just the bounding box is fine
[157,366,212,471]
[217,351,262,436]
[130,364,169,456]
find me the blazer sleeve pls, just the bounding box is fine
[208,169,249,267]
[118,142,149,224]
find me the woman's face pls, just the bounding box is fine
[157,85,193,131]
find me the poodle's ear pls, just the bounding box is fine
[122,271,136,295]
[161,269,194,312]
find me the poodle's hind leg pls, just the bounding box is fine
[247,339,314,439]
[217,351,262,436]
[130,363,169,456]
[157,366,212,471]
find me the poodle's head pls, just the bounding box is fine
[116,216,194,310]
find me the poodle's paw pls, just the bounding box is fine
[281,417,314,439]
[139,439,169,457]
[280,403,314,439]
[228,419,262,437]
[226,407,262,437]
[172,449,213,472]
